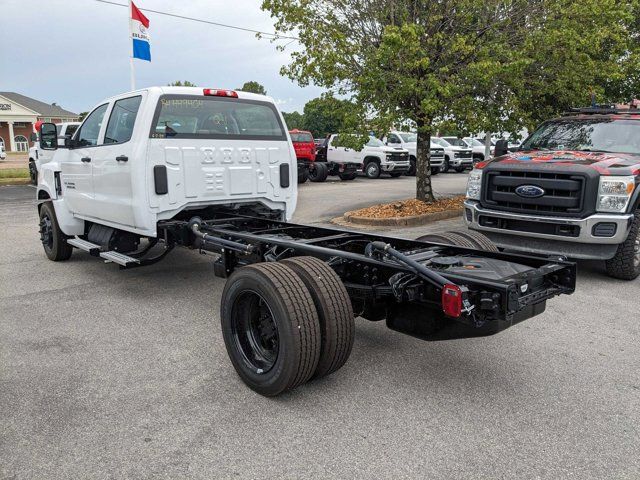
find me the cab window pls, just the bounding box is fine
[151,96,286,140]
[76,104,108,147]
[104,96,142,144]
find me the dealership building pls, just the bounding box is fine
[0,92,79,153]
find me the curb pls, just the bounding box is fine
[342,208,463,226]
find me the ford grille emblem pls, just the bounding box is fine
[515,185,545,198]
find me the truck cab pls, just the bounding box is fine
[464,106,640,280]
[37,87,297,239]
[385,131,445,175]
[289,129,317,183]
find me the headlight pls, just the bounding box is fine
[386,154,392,159]
[466,169,483,200]
[597,176,635,213]
[454,152,460,158]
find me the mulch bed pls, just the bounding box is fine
[348,196,465,218]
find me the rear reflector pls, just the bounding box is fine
[203,88,238,98]
[442,283,463,317]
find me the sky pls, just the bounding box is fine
[0,0,325,115]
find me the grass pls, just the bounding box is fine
[0,168,30,179]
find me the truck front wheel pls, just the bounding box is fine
[29,160,37,185]
[39,202,73,261]
[605,211,640,280]
[220,262,321,396]
[364,160,381,179]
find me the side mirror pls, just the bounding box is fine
[39,123,58,150]
[494,139,508,157]
[30,132,38,142]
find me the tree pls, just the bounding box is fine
[301,94,359,137]
[237,81,267,95]
[282,111,305,130]
[77,112,89,121]
[262,0,638,202]
[168,80,197,86]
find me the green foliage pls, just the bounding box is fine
[301,94,361,137]
[77,111,88,121]
[168,80,197,87]
[237,81,267,95]
[262,0,640,201]
[282,111,305,130]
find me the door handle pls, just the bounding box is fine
[81,157,91,163]
[116,155,128,162]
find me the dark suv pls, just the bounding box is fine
[464,106,640,280]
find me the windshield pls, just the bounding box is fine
[521,118,640,154]
[398,133,417,143]
[464,138,484,147]
[367,137,385,147]
[432,138,451,147]
[152,96,286,140]
[443,137,468,147]
[290,132,313,143]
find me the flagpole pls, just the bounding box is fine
[129,0,135,91]
[130,57,136,91]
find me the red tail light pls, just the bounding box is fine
[203,89,238,98]
[442,283,463,317]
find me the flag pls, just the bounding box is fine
[130,2,151,61]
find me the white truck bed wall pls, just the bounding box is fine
[147,140,296,224]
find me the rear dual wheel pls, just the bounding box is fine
[339,172,357,181]
[309,162,329,182]
[221,258,354,396]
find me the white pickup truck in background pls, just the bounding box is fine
[432,137,474,173]
[384,131,445,176]
[29,122,80,184]
[326,134,410,179]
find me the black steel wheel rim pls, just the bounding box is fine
[39,214,53,251]
[308,165,318,180]
[231,290,279,374]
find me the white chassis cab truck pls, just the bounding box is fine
[326,134,411,179]
[35,86,576,396]
[29,122,80,184]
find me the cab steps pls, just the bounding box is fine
[67,237,101,255]
[99,251,140,267]
[66,236,140,267]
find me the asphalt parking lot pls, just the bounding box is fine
[1,174,639,479]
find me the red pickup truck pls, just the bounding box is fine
[290,129,328,183]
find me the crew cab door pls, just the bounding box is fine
[60,103,108,216]
[89,95,143,227]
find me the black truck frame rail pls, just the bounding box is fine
[158,210,576,341]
